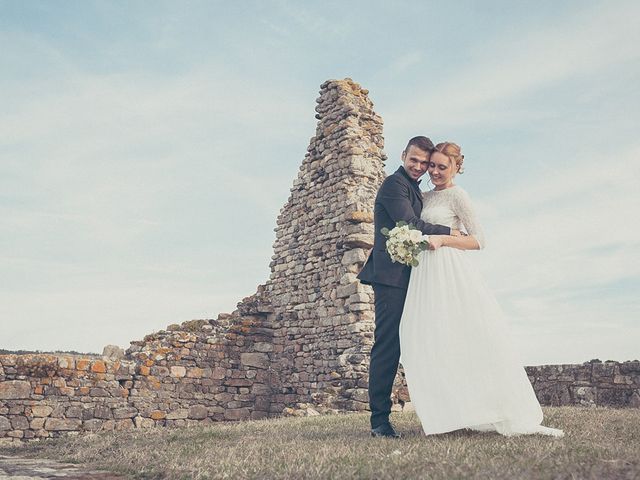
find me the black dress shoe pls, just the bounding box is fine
[371,422,401,438]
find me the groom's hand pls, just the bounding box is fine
[451,229,462,236]
[428,235,446,250]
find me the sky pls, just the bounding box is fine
[1,0,638,365]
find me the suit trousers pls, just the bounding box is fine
[368,283,408,428]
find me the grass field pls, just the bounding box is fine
[1,407,638,479]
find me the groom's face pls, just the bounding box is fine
[402,145,430,181]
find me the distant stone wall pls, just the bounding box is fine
[525,361,640,407]
[1,79,638,442]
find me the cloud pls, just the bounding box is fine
[478,145,640,293]
[0,32,315,351]
[384,1,640,130]
[468,145,640,364]
[388,52,423,74]
[271,0,352,39]
[0,287,241,353]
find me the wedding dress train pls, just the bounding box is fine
[399,186,564,437]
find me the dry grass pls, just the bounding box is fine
[2,407,639,479]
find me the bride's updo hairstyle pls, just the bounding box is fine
[433,142,465,174]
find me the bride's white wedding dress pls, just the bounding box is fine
[399,185,564,437]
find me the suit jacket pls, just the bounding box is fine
[357,166,451,289]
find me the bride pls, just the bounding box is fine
[399,142,564,437]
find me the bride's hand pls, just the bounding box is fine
[428,235,447,250]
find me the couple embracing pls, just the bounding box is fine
[358,136,564,439]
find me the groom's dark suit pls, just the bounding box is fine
[358,166,451,429]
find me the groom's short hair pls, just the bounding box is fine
[404,136,435,154]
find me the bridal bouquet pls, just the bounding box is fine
[381,221,430,267]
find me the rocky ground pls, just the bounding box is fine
[0,455,124,479]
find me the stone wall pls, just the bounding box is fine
[0,308,280,441]
[0,354,134,440]
[1,79,638,442]
[2,351,638,441]
[525,361,640,408]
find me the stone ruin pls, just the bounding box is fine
[1,79,639,442]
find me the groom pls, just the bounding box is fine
[357,136,459,438]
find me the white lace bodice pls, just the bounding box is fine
[421,185,485,248]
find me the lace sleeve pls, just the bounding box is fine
[452,188,486,249]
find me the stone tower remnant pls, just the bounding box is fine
[263,78,386,413]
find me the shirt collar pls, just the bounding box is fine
[397,166,422,186]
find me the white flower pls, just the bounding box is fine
[409,229,423,243]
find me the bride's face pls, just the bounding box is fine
[428,151,455,189]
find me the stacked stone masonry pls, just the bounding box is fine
[1,79,638,442]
